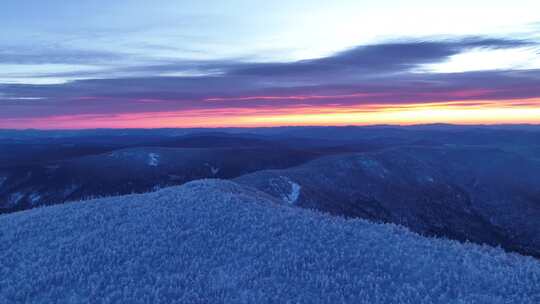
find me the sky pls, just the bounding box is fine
[1,0,540,129]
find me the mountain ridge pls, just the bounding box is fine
[235,145,540,258]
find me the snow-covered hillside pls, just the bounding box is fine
[1,180,539,303]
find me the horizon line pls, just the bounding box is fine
[2,122,540,132]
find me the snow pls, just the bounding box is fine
[7,192,24,206]
[418,175,436,184]
[286,181,301,204]
[358,157,388,178]
[168,174,183,181]
[148,153,160,167]
[205,163,220,175]
[0,179,539,303]
[29,192,41,205]
[63,183,79,196]
[266,176,302,205]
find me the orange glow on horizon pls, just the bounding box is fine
[1,98,540,129]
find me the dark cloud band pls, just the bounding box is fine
[1,36,539,121]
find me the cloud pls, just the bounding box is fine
[228,37,535,77]
[12,37,534,80]
[1,36,539,123]
[0,47,128,65]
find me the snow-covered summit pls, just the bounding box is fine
[1,179,539,303]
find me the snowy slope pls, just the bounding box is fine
[1,180,539,303]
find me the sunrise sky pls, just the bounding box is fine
[1,0,540,129]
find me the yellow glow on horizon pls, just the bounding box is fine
[241,99,540,126]
[2,98,540,129]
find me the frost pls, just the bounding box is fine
[0,179,539,303]
[148,153,160,167]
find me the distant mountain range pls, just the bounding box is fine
[0,145,318,213]
[1,125,539,258]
